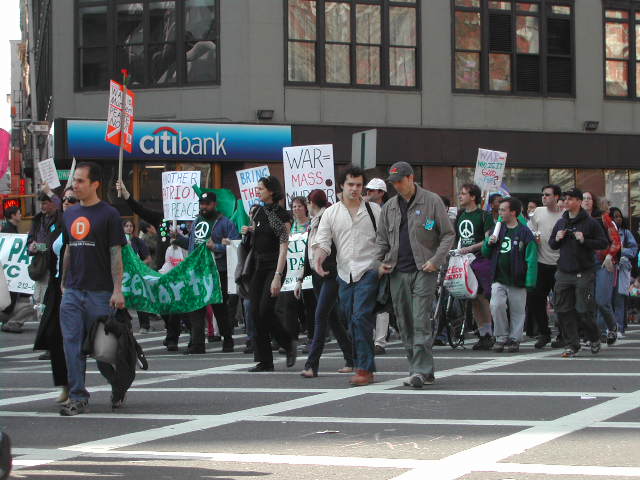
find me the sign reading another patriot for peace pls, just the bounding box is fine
[0,233,34,294]
[282,144,336,207]
[161,171,201,221]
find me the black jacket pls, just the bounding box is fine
[125,196,168,270]
[549,209,609,273]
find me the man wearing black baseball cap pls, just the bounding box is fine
[549,187,608,358]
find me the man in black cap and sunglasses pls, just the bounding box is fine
[549,188,608,358]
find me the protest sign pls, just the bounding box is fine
[38,158,61,189]
[282,144,336,206]
[473,148,508,192]
[105,79,135,153]
[226,239,241,295]
[122,243,222,315]
[236,165,270,214]
[161,171,201,221]
[0,233,34,294]
[280,232,313,292]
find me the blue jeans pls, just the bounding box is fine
[613,292,626,333]
[60,288,112,401]
[305,274,353,373]
[595,266,616,333]
[338,269,378,372]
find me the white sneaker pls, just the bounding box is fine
[617,331,625,340]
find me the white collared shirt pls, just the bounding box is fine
[312,200,380,283]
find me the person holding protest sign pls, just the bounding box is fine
[33,187,77,405]
[173,190,240,354]
[59,162,127,416]
[455,183,495,350]
[283,196,315,349]
[0,207,23,325]
[482,198,538,353]
[295,189,354,377]
[116,179,184,352]
[241,176,297,372]
[375,162,455,388]
[122,219,155,334]
[313,167,380,386]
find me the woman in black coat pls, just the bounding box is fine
[33,188,77,404]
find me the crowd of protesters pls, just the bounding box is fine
[1,160,639,416]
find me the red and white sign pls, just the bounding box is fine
[105,80,136,153]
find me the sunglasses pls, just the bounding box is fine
[63,196,78,204]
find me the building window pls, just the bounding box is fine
[453,0,574,96]
[76,0,219,90]
[603,5,640,98]
[286,0,419,89]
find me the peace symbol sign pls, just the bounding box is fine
[194,221,210,240]
[500,236,512,254]
[459,219,474,239]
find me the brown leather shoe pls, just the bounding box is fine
[349,369,374,386]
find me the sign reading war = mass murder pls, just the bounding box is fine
[473,148,508,192]
[105,80,135,153]
[161,171,201,221]
[282,144,336,206]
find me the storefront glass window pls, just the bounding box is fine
[549,168,575,192]
[605,169,629,218]
[629,170,640,231]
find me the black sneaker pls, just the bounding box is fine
[534,334,551,349]
[60,399,88,416]
[409,374,424,389]
[506,341,520,353]
[492,341,506,353]
[550,336,565,349]
[433,337,447,346]
[374,345,386,355]
[472,334,495,351]
[590,340,601,354]
[606,328,617,346]
[222,338,234,353]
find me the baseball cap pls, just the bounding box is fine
[563,188,583,201]
[199,191,217,203]
[365,178,387,192]
[387,162,414,182]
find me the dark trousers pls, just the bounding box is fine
[137,311,152,330]
[165,313,188,346]
[3,292,18,315]
[283,290,316,340]
[526,263,556,337]
[305,273,353,373]
[187,275,232,349]
[50,339,68,387]
[554,269,600,350]
[251,259,292,367]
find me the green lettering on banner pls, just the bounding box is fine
[122,244,222,315]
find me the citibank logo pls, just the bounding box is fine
[139,126,227,156]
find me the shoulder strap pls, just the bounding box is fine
[364,201,377,232]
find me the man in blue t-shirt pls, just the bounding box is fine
[59,162,127,416]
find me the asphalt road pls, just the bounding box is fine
[2,313,640,480]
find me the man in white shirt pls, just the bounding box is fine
[313,167,381,386]
[528,184,564,349]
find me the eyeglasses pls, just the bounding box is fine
[63,197,78,204]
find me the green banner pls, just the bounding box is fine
[122,244,222,315]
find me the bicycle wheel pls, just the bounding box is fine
[446,297,466,349]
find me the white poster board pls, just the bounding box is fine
[0,233,35,294]
[280,232,313,292]
[473,148,508,192]
[161,171,201,221]
[282,144,336,206]
[38,158,61,190]
[226,239,241,295]
[236,165,270,214]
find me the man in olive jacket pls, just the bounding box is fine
[375,162,455,388]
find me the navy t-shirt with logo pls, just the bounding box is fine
[63,201,127,292]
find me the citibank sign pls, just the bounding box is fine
[140,126,227,156]
[65,120,292,162]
